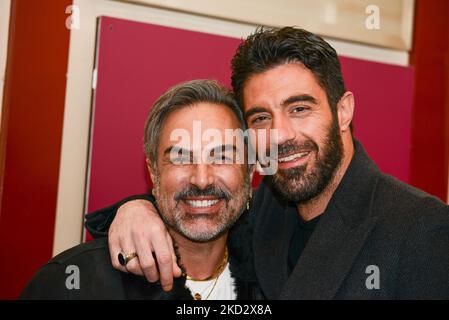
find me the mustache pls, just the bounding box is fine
[277,140,317,158]
[174,185,231,202]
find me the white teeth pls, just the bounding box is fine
[186,199,220,208]
[278,152,310,163]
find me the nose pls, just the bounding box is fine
[190,163,215,189]
[271,114,296,146]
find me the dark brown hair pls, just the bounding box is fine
[231,27,346,119]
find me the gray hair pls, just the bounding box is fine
[144,79,246,166]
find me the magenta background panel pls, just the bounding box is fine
[87,16,414,214]
[341,56,414,183]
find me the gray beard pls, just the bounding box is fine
[153,176,251,243]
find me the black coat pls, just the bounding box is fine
[253,141,449,299]
[21,213,261,300]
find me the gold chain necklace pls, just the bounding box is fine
[186,247,228,282]
[193,272,221,300]
[186,247,228,300]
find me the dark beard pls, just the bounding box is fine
[268,118,343,204]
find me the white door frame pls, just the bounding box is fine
[0,0,11,123]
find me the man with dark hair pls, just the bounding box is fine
[85,27,449,299]
[21,80,260,300]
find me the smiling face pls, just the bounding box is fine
[149,103,251,242]
[243,63,344,203]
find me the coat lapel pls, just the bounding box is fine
[278,201,378,299]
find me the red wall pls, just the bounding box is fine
[0,0,71,299]
[409,0,449,201]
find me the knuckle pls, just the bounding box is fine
[136,228,151,239]
[126,264,141,274]
[131,229,145,240]
[117,234,127,243]
[145,272,159,282]
[150,223,163,234]
[108,226,117,237]
[140,260,155,271]
[108,237,116,248]
[125,264,136,272]
[158,254,172,265]
[111,260,121,269]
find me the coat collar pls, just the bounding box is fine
[254,140,380,299]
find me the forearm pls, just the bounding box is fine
[84,193,155,238]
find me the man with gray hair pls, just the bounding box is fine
[21,80,260,300]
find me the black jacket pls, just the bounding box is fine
[21,211,261,300]
[69,141,449,299]
[253,141,449,299]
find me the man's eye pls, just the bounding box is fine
[212,155,233,164]
[252,115,270,124]
[171,157,190,165]
[291,106,306,113]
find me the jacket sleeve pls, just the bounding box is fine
[396,206,449,299]
[84,193,156,238]
[20,262,68,299]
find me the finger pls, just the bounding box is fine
[109,235,128,273]
[166,233,182,277]
[135,236,159,283]
[120,235,144,276]
[152,230,175,291]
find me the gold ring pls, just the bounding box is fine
[118,252,138,266]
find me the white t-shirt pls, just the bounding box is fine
[184,263,236,300]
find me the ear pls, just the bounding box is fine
[337,91,355,132]
[146,158,157,183]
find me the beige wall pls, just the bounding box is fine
[123,0,415,50]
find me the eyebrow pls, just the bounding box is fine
[209,144,238,155]
[244,94,318,119]
[281,94,318,107]
[163,146,191,157]
[163,144,238,157]
[244,107,270,120]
